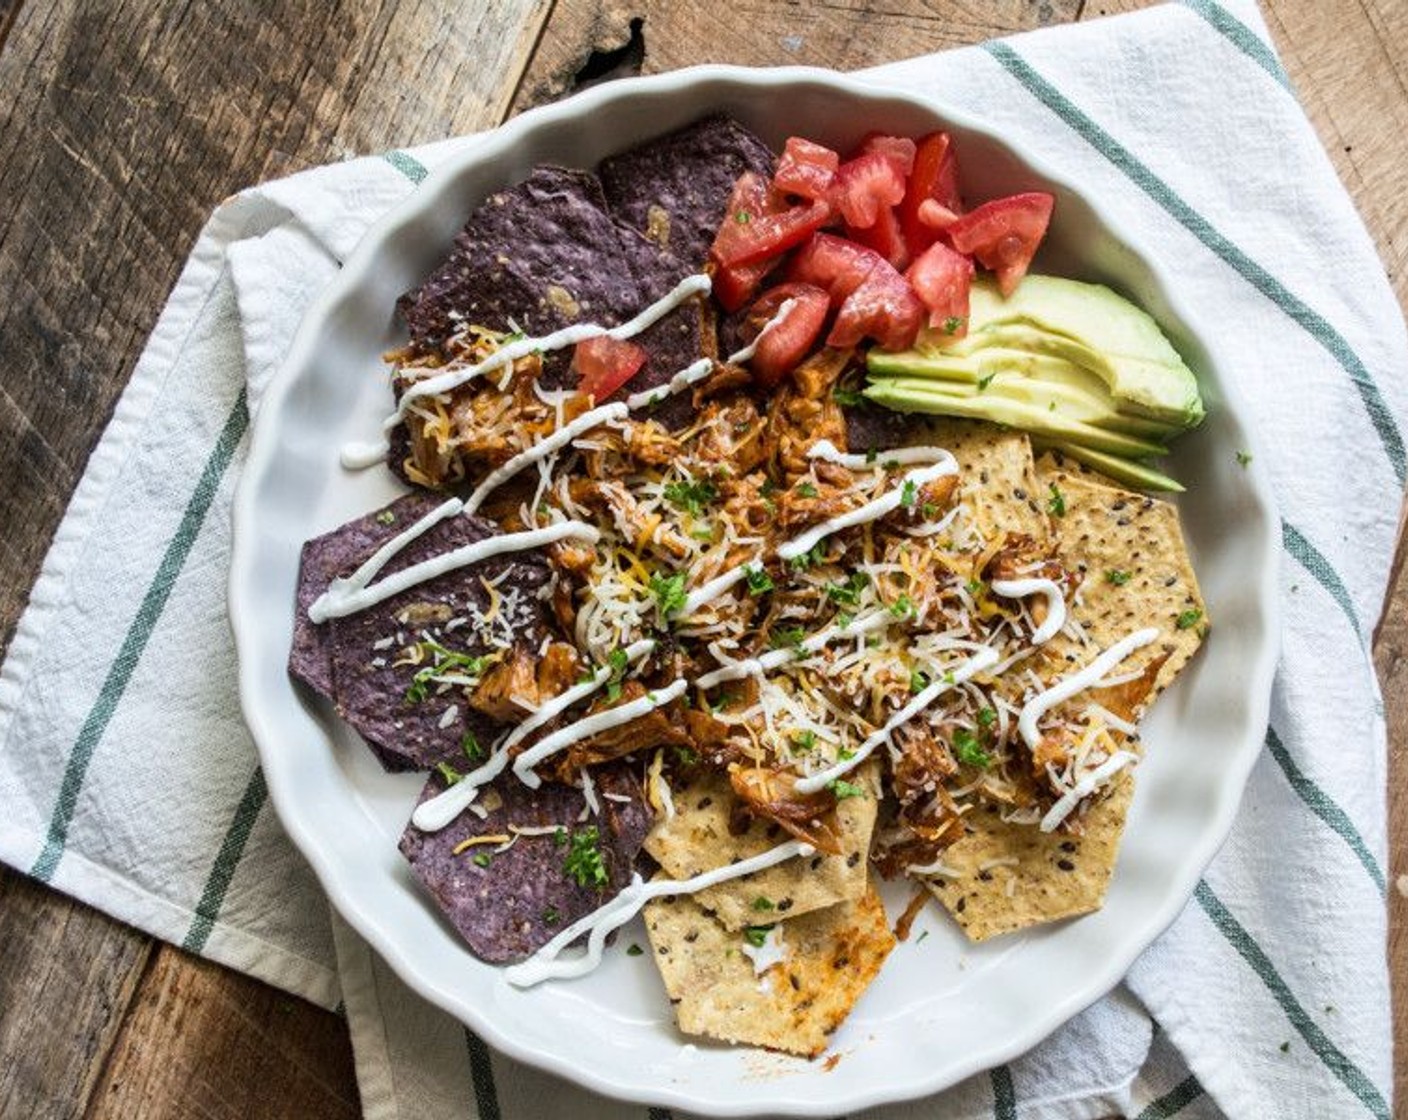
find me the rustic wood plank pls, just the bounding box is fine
[509,0,1087,114]
[85,951,360,1120]
[0,0,551,1117]
[0,874,151,1120]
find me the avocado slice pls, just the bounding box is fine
[863,379,1169,460]
[887,276,1205,429]
[1036,441,1184,493]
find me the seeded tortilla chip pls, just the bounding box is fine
[926,772,1134,941]
[644,763,878,930]
[644,880,895,1057]
[1037,456,1206,696]
[400,765,652,963]
[927,419,1050,545]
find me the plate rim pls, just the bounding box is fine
[230,62,1282,1116]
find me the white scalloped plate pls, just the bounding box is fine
[229,67,1280,1116]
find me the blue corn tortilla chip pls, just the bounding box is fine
[844,403,923,455]
[599,114,776,271]
[400,764,654,963]
[325,510,554,771]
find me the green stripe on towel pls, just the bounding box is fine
[31,389,250,882]
[1282,521,1364,644]
[382,150,429,184]
[183,766,269,953]
[1134,1073,1205,1119]
[464,1026,502,1120]
[982,41,1406,485]
[991,1064,1017,1120]
[1194,882,1389,1119]
[1180,0,1293,92]
[1265,727,1385,894]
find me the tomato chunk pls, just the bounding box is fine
[946,192,1054,296]
[742,283,831,389]
[827,262,924,351]
[711,194,831,270]
[830,152,906,229]
[788,233,883,302]
[905,240,974,336]
[858,133,917,178]
[710,172,786,312]
[899,131,962,254]
[774,137,839,201]
[573,336,648,400]
[847,203,909,270]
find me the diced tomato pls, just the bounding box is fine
[905,240,974,335]
[573,336,648,400]
[710,172,787,311]
[830,152,906,229]
[714,259,776,313]
[899,131,963,254]
[710,196,830,270]
[827,262,924,351]
[788,233,883,303]
[742,283,831,389]
[917,198,960,231]
[774,137,840,201]
[946,192,1054,296]
[847,203,909,270]
[858,133,917,178]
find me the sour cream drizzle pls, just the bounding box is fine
[776,456,959,563]
[390,274,712,423]
[340,440,392,470]
[511,678,689,788]
[725,298,796,366]
[990,577,1067,646]
[503,839,813,987]
[794,645,1001,795]
[1015,627,1161,751]
[309,517,599,622]
[807,439,954,471]
[694,609,893,689]
[1040,750,1137,832]
[411,638,657,832]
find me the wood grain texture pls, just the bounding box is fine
[86,953,360,1120]
[0,0,1404,1117]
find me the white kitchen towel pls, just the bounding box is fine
[0,2,1399,1118]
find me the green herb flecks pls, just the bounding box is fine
[650,571,687,619]
[900,480,918,508]
[1105,569,1132,586]
[826,571,870,607]
[827,778,866,800]
[796,481,819,499]
[461,730,483,762]
[742,925,775,948]
[752,896,775,912]
[952,728,991,768]
[1176,608,1204,631]
[1046,483,1066,518]
[375,510,396,525]
[662,478,718,516]
[404,640,489,705]
[564,826,609,889]
[435,761,464,786]
[745,566,775,595]
[833,386,865,407]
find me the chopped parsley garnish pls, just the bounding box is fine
[889,594,915,619]
[742,925,775,948]
[900,480,918,508]
[909,668,928,694]
[543,906,561,925]
[626,943,644,956]
[976,373,996,391]
[435,761,463,786]
[916,929,930,943]
[795,481,819,499]
[883,458,900,471]
[826,571,870,606]
[604,646,630,702]
[1046,483,1067,517]
[921,502,939,519]
[689,524,716,541]
[1106,569,1132,586]
[461,730,483,761]
[564,826,609,888]
[827,778,866,800]
[976,706,997,729]
[788,542,827,570]
[745,566,774,595]
[769,624,806,651]
[553,826,568,847]
[793,730,817,751]
[835,610,854,628]
[832,386,865,406]
[650,571,687,618]
[942,316,965,335]
[952,728,991,768]
[708,691,736,714]
[662,478,717,516]
[752,896,775,912]
[375,510,396,525]
[404,641,488,704]
[735,210,751,224]
[1176,608,1204,631]
[865,447,878,464]
[1236,450,1253,467]
[837,746,857,761]
[966,577,985,597]
[472,851,492,868]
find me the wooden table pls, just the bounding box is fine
[1,2,1403,1116]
